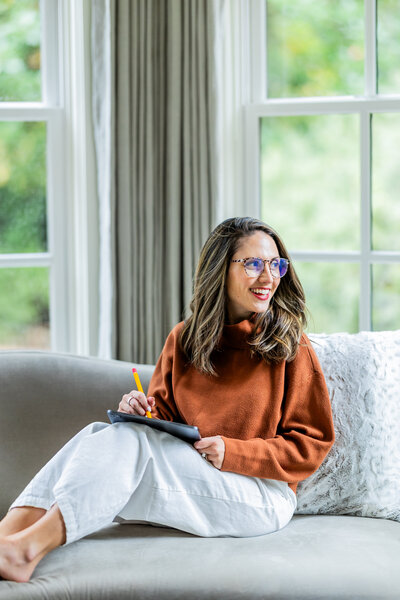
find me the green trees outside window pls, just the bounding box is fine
[0,0,41,101]
[0,0,49,349]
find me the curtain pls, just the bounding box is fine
[92,0,222,364]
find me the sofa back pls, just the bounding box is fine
[0,351,155,517]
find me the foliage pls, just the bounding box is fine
[0,0,41,101]
[0,267,49,348]
[371,113,400,252]
[267,0,364,97]
[372,264,400,330]
[377,0,400,94]
[261,114,360,251]
[0,121,47,254]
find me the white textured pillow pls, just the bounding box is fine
[295,329,400,522]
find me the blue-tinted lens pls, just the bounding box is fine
[270,258,280,276]
[278,258,289,277]
[244,258,263,274]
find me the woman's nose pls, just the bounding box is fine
[258,263,274,282]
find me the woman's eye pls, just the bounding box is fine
[246,259,261,269]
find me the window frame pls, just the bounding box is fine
[243,0,400,332]
[0,0,98,354]
[0,0,68,350]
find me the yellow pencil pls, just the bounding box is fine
[132,368,152,418]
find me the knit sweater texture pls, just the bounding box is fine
[147,318,335,494]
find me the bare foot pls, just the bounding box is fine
[0,536,36,583]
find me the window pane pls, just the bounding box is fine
[266,0,364,98]
[294,262,359,334]
[372,114,400,251]
[0,267,50,349]
[377,0,400,94]
[261,115,360,251]
[372,263,400,331]
[0,0,41,101]
[0,121,47,253]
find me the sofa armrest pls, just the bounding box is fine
[0,351,155,517]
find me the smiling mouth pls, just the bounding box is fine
[250,289,270,300]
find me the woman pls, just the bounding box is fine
[0,217,335,582]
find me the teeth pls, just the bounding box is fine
[251,289,269,295]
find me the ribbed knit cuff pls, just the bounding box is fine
[220,436,242,474]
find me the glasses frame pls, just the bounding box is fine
[231,257,290,279]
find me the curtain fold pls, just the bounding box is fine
[92,0,222,364]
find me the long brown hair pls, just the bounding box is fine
[180,217,307,376]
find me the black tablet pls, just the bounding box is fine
[107,410,201,445]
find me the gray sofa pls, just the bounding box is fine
[1,349,400,599]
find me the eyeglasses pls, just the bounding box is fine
[231,257,290,279]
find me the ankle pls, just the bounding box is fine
[7,533,35,564]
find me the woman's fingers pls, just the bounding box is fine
[118,392,155,416]
[118,394,132,414]
[129,392,148,416]
[194,436,225,469]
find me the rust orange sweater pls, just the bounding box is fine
[147,318,335,494]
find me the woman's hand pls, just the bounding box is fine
[194,436,225,470]
[118,391,156,416]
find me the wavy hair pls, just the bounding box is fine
[180,217,308,376]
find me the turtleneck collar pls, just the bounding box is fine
[218,313,258,350]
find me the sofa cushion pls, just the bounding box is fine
[1,516,399,599]
[296,330,400,523]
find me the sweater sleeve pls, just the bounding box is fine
[220,337,335,484]
[146,326,181,422]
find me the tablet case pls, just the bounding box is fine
[107,410,201,445]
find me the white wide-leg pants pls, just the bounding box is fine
[10,422,297,544]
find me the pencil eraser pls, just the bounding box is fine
[132,368,137,374]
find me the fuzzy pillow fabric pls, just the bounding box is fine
[295,329,400,522]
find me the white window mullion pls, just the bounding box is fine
[0,254,51,268]
[250,97,400,116]
[370,251,400,262]
[250,0,267,102]
[364,0,377,332]
[0,105,55,120]
[40,0,60,106]
[360,110,372,331]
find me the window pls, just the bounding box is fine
[0,0,57,350]
[244,0,400,333]
[0,0,97,354]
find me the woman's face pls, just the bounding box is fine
[225,231,281,324]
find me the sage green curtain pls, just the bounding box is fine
[92,0,221,364]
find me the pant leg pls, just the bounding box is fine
[11,421,152,544]
[51,422,161,543]
[116,424,297,538]
[11,421,297,543]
